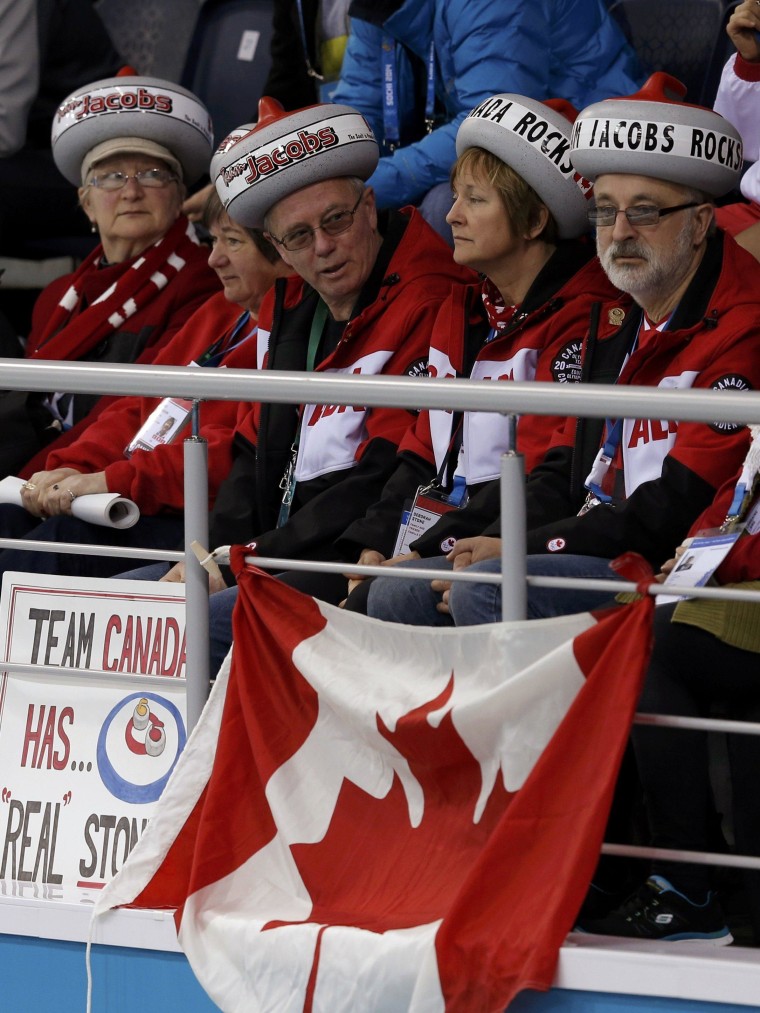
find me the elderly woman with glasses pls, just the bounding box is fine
[2,74,220,479]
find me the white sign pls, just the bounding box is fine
[237,29,261,61]
[0,574,186,889]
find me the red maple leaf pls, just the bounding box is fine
[267,675,514,934]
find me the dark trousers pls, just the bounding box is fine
[0,504,183,582]
[633,601,760,936]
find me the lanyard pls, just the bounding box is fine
[277,300,329,527]
[295,0,324,79]
[583,312,673,505]
[381,37,436,149]
[306,299,327,371]
[584,419,623,504]
[723,425,760,531]
[197,310,256,367]
[424,41,436,133]
[381,35,400,151]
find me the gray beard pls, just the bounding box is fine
[599,219,696,302]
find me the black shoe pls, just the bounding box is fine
[575,875,733,944]
[576,882,633,922]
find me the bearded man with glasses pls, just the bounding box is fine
[364,73,760,628]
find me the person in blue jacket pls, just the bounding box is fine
[332,0,643,241]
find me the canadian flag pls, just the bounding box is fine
[92,554,654,1012]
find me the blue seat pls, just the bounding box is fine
[181,0,275,147]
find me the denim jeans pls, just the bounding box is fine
[368,553,625,626]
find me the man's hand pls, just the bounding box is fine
[341,549,420,605]
[159,560,226,593]
[344,548,386,597]
[656,541,692,583]
[182,183,214,222]
[161,561,186,583]
[447,536,502,571]
[429,536,502,614]
[727,0,760,62]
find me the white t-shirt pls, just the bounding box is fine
[714,53,760,205]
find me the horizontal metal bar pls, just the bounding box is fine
[527,575,760,604]
[601,842,760,872]
[2,536,756,604]
[244,554,760,603]
[633,712,760,736]
[246,554,504,584]
[0,660,183,688]
[0,537,183,562]
[3,357,760,425]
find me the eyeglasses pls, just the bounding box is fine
[588,201,701,228]
[87,169,179,191]
[269,193,364,251]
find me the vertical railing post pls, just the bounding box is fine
[499,414,527,621]
[183,401,210,732]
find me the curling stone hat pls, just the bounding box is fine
[570,73,743,198]
[213,97,379,227]
[209,122,257,184]
[456,93,594,238]
[52,73,213,186]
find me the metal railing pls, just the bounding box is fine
[3,357,760,883]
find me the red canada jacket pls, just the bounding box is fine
[45,293,254,514]
[207,207,471,562]
[516,232,760,567]
[338,241,628,560]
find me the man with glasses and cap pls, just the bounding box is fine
[365,73,760,627]
[153,97,470,672]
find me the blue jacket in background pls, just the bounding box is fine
[333,0,644,208]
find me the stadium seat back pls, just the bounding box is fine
[181,0,275,147]
[608,0,727,103]
[97,0,199,81]
[700,1,744,107]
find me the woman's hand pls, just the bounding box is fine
[23,469,109,519]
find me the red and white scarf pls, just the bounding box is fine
[480,277,518,332]
[30,216,201,361]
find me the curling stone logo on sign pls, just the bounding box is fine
[97,692,186,804]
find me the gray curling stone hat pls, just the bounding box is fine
[569,73,744,198]
[213,97,379,228]
[456,94,594,238]
[52,74,213,186]
[209,122,257,184]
